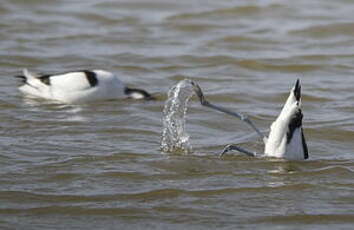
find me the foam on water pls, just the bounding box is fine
[161,79,195,153]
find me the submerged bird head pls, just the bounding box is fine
[265,79,308,160]
[124,87,155,100]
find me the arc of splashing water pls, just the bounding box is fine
[161,79,264,155]
[161,79,196,153]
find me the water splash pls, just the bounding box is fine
[161,79,196,153]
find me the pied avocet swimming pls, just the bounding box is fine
[15,69,154,103]
[191,79,308,160]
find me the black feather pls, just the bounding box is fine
[287,109,309,159]
[301,128,309,159]
[83,71,98,87]
[14,75,27,84]
[287,109,303,144]
[294,79,301,102]
[124,87,155,100]
[38,74,51,85]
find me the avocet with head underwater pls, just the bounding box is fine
[15,69,154,103]
[191,79,308,160]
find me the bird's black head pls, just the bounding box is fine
[124,87,155,100]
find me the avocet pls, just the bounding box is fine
[15,69,154,103]
[191,79,308,160]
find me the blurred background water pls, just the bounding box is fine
[0,0,354,229]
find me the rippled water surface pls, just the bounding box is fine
[1,0,354,229]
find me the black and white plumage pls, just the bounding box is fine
[263,79,308,160]
[15,69,154,103]
[192,79,309,161]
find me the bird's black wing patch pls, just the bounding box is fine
[301,128,309,159]
[18,70,100,88]
[16,70,99,87]
[14,75,27,84]
[286,109,303,144]
[38,74,51,85]
[83,71,98,87]
[287,109,309,159]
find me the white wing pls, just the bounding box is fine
[50,71,93,92]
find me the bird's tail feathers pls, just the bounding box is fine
[23,68,39,79]
[14,69,40,83]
